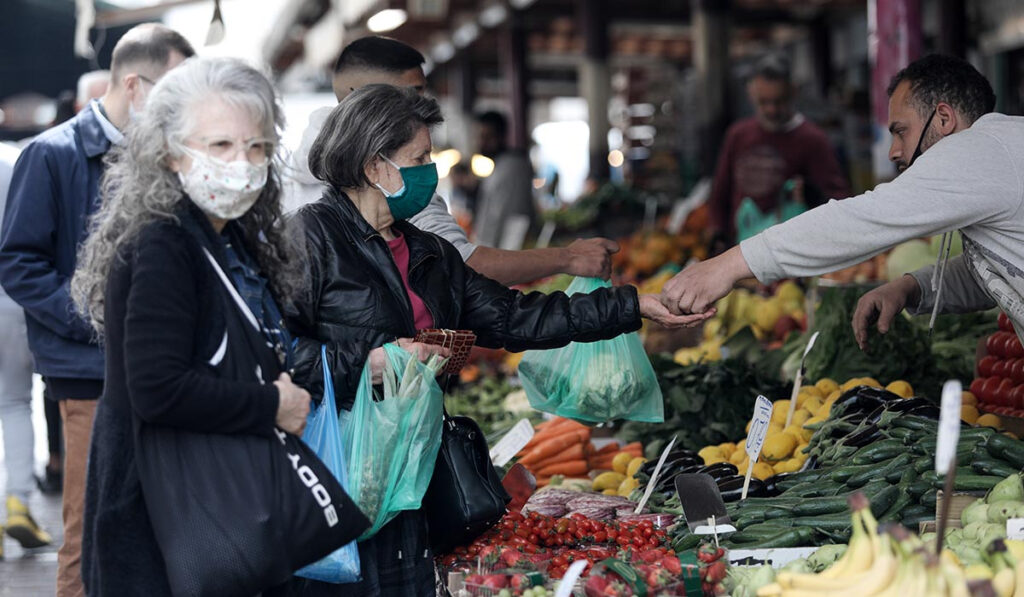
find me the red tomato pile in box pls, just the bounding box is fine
[438,510,681,582]
[971,313,1024,414]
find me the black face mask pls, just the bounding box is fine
[906,108,937,170]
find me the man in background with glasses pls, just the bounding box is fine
[0,24,193,597]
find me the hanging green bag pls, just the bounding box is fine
[518,277,664,424]
[341,343,445,539]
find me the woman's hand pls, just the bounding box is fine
[367,339,452,384]
[639,294,717,329]
[274,373,311,435]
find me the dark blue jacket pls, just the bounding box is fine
[0,104,108,380]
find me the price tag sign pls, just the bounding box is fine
[746,396,774,459]
[489,419,535,467]
[935,381,963,475]
[1007,519,1024,540]
[555,560,589,597]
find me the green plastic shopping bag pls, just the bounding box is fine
[518,277,664,424]
[341,343,444,540]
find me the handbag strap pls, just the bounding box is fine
[202,246,260,333]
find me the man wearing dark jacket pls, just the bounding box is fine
[0,24,193,597]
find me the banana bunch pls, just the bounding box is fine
[756,493,975,597]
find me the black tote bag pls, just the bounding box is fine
[134,244,369,597]
[422,410,511,554]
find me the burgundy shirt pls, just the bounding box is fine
[709,117,850,241]
[387,233,434,331]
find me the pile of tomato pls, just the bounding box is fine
[972,313,1024,414]
[439,511,679,581]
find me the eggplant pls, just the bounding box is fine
[697,462,740,480]
[883,397,934,413]
[905,404,941,419]
[717,476,767,502]
[640,455,700,476]
[844,424,881,448]
[655,465,703,493]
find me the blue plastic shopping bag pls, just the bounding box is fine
[296,346,362,583]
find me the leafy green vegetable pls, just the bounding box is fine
[618,356,791,455]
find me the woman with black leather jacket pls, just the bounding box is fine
[286,84,711,597]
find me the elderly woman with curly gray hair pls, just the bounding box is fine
[71,56,327,595]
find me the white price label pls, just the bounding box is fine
[935,380,963,475]
[555,560,589,597]
[746,396,774,459]
[1007,518,1024,540]
[489,419,535,467]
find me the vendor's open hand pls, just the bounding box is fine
[852,275,921,351]
[661,246,752,315]
[274,373,311,435]
[367,340,452,384]
[564,238,620,280]
[640,294,716,329]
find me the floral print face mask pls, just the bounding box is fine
[177,145,268,220]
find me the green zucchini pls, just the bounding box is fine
[879,491,916,523]
[900,504,935,526]
[892,416,938,432]
[742,527,817,549]
[827,464,877,484]
[987,434,1024,468]
[672,533,701,552]
[851,440,907,464]
[907,479,932,498]
[869,485,900,519]
[920,489,938,508]
[848,453,912,488]
[914,456,934,473]
[883,427,915,442]
[791,496,850,517]
[791,515,854,532]
[970,459,1021,478]
[953,475,1004,492]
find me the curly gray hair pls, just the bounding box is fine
[72,56,300,334]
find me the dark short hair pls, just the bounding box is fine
[477,111,508,140]
[309,84,443,190]
[111,23,195,79]
[752,54,791,84]
[333,36,425,75]
[887,54,995,124]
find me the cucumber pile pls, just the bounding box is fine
[669,387,1024,551]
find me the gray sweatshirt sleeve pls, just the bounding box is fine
[906,255,997,315]
[408,193,478,261]
[739,126,1022,283]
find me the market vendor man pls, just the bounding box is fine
[660,54,1024,346]
[286,36,619,286]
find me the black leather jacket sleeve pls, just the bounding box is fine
[456,255,643,352]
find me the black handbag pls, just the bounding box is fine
[134,238,369,597]
[422,410,511,554]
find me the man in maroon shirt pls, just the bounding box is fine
[709,55,850,243]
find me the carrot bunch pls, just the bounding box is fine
[516,417,593,486]
[587,441,643,470]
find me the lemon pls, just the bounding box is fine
[1005,431,1020,440]
[698,446,724,463]
[791,409,812,426]
[960,405,980,425]
[602,488,619,496]
[815,378,840,396]
[754,300,783,333]
[762,433,798,462]
[860,377,882,388]
[800,385,824,399]
[719,442,737,458]
[617,476,640,497]
[886,380,914,398]
[752,462,776,481]
[703,318,723,341]
[626,457,647,478]
[593,472,627,491]
[793,447,810,462]
[771,400,791,424]
[776,280,804,305]
[803,396,824,416]
[612,452,633,474]
[962,391,978,407]
[729,448,747,466]
[977,414,1003,430]
[745,419,753,434]
[773,458,803,474]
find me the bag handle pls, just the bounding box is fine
[202,246,260,332]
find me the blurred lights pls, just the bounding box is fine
[453,22,480,48]
[431,148,462,179]
[431,41,456,63]
[367,9,407,33]
[479,4,508,28]
[471,154,495,178]
[607,150,625,168]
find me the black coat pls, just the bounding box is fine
[82,205,284,596]
[287,189,643,408]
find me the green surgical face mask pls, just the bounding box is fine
[374,154,438,220]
